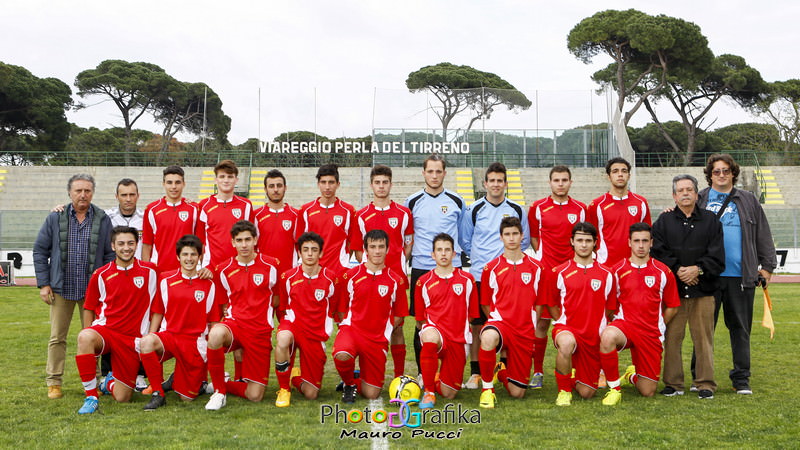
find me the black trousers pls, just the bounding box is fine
[714,276,755,387]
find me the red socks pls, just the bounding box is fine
[533,336,548,373]
[478,348,496,388]
[334,356,356,386]
[420,342,438,392]
[207,347,227,395]
[391,344,406,378]
[599,351,620,389]
[76,353,99,397]
[276,364,291,391]
[140,351,164,395]
[555,370,574,392]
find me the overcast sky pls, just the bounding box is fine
[5,0,798,144]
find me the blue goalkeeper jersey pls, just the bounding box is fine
[460,197,530,282]
[405,188,465,270]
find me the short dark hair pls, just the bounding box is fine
[484,162,507,182]
[499,216,522,235]
[364,229,389,249]
[316,164,340,182]
[111,225,139,244]
[704,153,740,186]
[571,222,597,240]
[431,232,454,252]
[605,157,631,175]
[214,160,239,176]
[176,234,203,256]
[297,232,324,252]
[230,220,257,239]
[549,165,572,180]
[628,222,651,238]
[370,164,393,182]
[423,153,447,171]
[116,178,138,194]
[264,169,286,187]
[163,165,185,180]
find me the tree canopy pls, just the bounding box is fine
[757,79,800,161]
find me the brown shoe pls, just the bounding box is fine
[48,385,63,399]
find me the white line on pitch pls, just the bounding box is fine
[369,398,388,450]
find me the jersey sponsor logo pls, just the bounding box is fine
[282,220,292,231]
[452,283,463,295]
[590,279,602,291]
[133,276,145,288]
[567,213,578,224]
[440,205,448,214]
[628,205,638,216]
[178,211,189,222]
[521,272,532,284]
[253,273,264,286]
[195,290,205,302]
[232,208,242,219]
[314,289,326,301]
[644,276,656,288]
[378,284,389,297]
[333,215,344,226]
[388,217,398,228]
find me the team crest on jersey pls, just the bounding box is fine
[590,279,602,291]
[440,206,448,214]
[194,290,205,302]
[521,272,532,284]
[232,208,242,219]
[253,273,264,286]
[314,289,326,301]
[333,215,343,226]
[628,206,638,216]
[453,283,463,295]
[178,211,189,222]
[282,220,292,231]
[378,285,389,296]
[388,217,398,228]
[133,276,144,289]
[567,213,578,224]
[644,276,656,288]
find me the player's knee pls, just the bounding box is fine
[441,389,457,400]
[508,388,526,399]
[207,325,228,348]
[276,333,293,349]
[334,352,351,361]
[246,391,264,402]
[639,388,655,398]
[304,390,319,400]
[140,334,158,353]
[76,330,97,353]
[599,334,616,353]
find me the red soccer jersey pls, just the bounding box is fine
[587,192,651,267]
[142,198,199,273]
[278,266,338,341]
[297,198,357,276]
[353,201,414,286]
[548,260,616,344]
[84,259,158,338]
[154,269,219,337]
[254,204,300,275]
[337,264,408,344]
[196,195,254,267]
[480,254,544,336]
[414,268,478,344]
[528,196,587,269]
[612,258,680,340]
[216,254,279,334]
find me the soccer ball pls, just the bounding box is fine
[388,375,421,402]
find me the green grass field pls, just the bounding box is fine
[1,285,798,449]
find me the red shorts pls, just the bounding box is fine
[154,331,206,399]
[606,320,663,382]
[482,321,534,387]
[552,325,600,389]
[278,321,326,390]
[90,325,139,390]
[332,326,387,389]
[420,325,468,392]
[221,320,272,386]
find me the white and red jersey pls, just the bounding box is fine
[414,268,478,344]
[337,264,408,344]
[278,266,338,341]
[254,204,300,275]
[215,254,279,334]
[142,197,199,273]
[196,195,254,268]
[547,260,616,344]
[297,198,357,276]
[528,196,587,269]
[587,192,651,267]
[612,258,680,340]
[481,254,544,336]
[353,201,414,286]
[84,259,158,337]
[154,269,219,337]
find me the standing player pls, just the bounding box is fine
[333,229,408,403]
[139,234,219,410]
[477,217,543,408]
[298,164,357,276]
[544,222,616,406]
[461,162,529,389]
[205,221,279,410]
[415,233,478,409]
[600,223,679,405]
[405,153,465,375]
[106,178,145,258]
[527,165,587,388]
[353,165,414,379]
[254,169,301,276]
[273,232,337,407]
[196,160,254,268]
[74,226,158,414]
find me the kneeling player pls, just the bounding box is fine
[75,226,158,414]
[333,229,408,403]
[545,222,616,406]
[415,233,478,408]
[205,220,279,410]
[274,232,338,407]
[139,235,219,410]
[600,223,679,405]
[478,217,544,408]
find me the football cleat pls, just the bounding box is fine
[78,396,99,415]
[275,388,291,407]
[143,392,166,411]
[342,385,357,404]
[291,366,301,380]
[135,375,148,392]
[464,374,482,390]
[621,365,636,387]
[419,391,436,409]
[99,372,114,395]
[492,362,506,384]
[598,371,607,389]
[479,390,496,409]
[556,390,572,406]
[205,392,227,410]
[529,372,544,389]
[602,389,622,406]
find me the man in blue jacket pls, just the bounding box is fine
[34,174,115,399]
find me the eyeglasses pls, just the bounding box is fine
[712,168,731,176]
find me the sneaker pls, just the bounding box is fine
[598,372,607,389]
[529,372,544,389]
[698,389,714,399]
[205,392,227,410]
[135,375,148,392]
[689,384,699,392]
[734,382,752,395]
[336,370,359,392]
[143,392,166,411]
[78,396,99,414]
[464,374,482,390]
[492,362,506,384]
[162,372,175,393]
[275,388,291,407]
[555,390,572,406]
[342,384,357,404]
[48,385,63,399]
[620,365,636,387]
[201,381,215,395]
[99,372,114,395]
[602,389,622,406]
[479,390,496,409]
[419,391,436,409]
[291,367,301,380]
[141,385,154,395]
[660,386,684,397]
